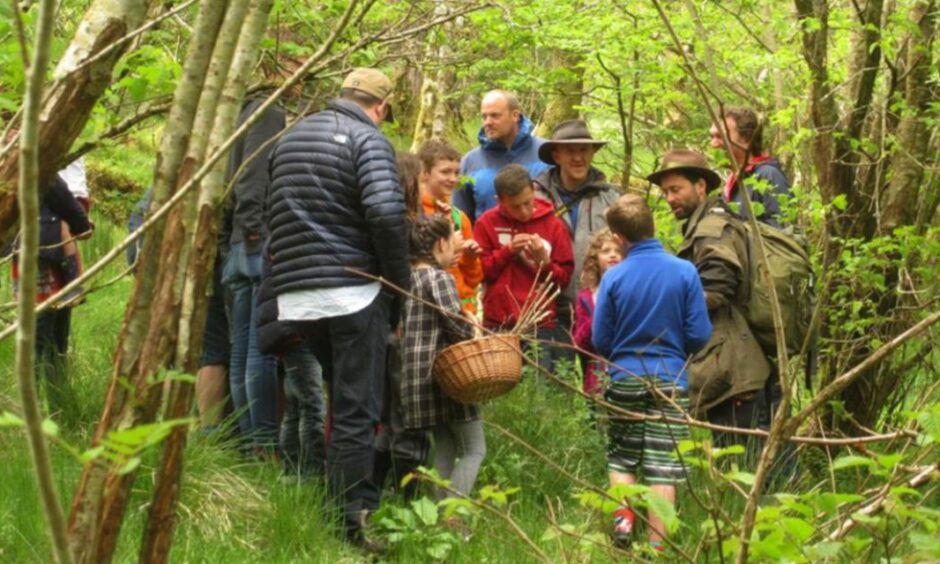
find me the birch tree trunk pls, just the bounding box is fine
[139,1,274,560]
[0,0,148,242]
[411,1,459,150]
[66,2,256,562]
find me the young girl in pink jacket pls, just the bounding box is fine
[572,229,624,397]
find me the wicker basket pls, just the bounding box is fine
[433,334,523,404]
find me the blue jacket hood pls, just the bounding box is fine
[477,114,537,153]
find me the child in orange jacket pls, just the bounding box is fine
[418,140,483,315]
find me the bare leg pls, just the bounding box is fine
[609,470,637,487]
[647,484,675,544]
[196,364,228,427]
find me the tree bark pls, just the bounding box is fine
[66,2,249,562]
[140,1,274,558]
[880,0,935,231]
[0,0,148,243]
[411,0,460,151]
[534,49,584,138]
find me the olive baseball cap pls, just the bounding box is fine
[342,67,395,122]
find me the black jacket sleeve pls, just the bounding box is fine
[230,100,286,245]
[45,175,91,235]
[355,130,410,291]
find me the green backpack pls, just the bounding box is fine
[742,222,814,355]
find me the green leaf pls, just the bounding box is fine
[713,444,746,458]
[850,512,881,526]
[676,439,700,454]
[41,418,60,438]
[782,517,814,542]
[426,541,452,559]
[817,493,864,515]
[119,457,141,475]
[159,370,197,384]
[811,541,843,558]
[80,446,104,464]
[438,497,472,519]
[644,491,678,533]
[832,455,874,471]
[0,412,24,427]
[725,471,755,486]
[832,194,848,211]
[876,453,902,469]
[411,497,438,527]
[888,486,922,500]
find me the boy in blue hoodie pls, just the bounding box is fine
[592,195,712,550]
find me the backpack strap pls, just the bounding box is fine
[553,184,606,218]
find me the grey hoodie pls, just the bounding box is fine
[533,167,620,322]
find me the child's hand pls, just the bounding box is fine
[526,235,550,266]
[434,200,452,214]
[510,233,531,255]
[461,239,481,258]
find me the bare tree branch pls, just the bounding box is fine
[14,0,74,561]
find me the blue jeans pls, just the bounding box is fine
[222,241,277,448]
[280,344,327,477]
[298,292,390,537]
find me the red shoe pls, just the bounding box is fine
[612,507,635,546]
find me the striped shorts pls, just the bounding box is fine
[606,377,690,484]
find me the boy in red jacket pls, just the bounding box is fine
[474,164,575,372]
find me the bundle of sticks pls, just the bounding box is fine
[511,277,560,336]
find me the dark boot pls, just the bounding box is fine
[373,448,392,492]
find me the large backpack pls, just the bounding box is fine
[741,222,814,355]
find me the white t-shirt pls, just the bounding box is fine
[59,158,88,199]
[277,282,381,321]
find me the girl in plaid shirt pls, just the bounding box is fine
[401,214,485,502]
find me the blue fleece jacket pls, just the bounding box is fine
[454,115,550,222]
[592,239,712,389]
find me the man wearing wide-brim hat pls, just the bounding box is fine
[647,148,770,450]
[533,120,620,331]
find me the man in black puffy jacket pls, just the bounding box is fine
[267,68,408,548]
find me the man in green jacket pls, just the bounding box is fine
[648,149,770,448]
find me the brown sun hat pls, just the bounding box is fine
[538,120,608,166]
[646,148,722,191]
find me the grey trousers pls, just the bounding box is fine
[431,419,486,499]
